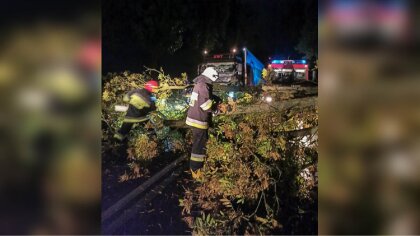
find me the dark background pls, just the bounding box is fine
[0,0,101,234]
[102,0,318,77]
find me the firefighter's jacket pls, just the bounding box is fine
[123,88,155,123]
[186,75,214,129]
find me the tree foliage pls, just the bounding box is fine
[180,109,318,235]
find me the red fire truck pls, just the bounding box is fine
[268,59,309,81]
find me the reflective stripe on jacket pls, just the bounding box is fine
[124,89,152,110]
[186,75,214,129]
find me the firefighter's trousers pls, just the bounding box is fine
[190,127,208,171]
[114,105,149,140]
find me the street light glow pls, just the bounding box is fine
[203,50,208,54]
[232,48,237,53]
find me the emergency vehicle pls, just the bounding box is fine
[268,59,309,81]
[197,48,264,87]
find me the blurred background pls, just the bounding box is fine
[0,0,101,234]
[319,0,420,234]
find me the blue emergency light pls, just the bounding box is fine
[271,59,306,64]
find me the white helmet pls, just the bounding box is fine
[201,67,219,81]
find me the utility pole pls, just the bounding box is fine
[243,47,247,85]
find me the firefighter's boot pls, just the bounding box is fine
[113,132,125,142]
[190,168,202,180]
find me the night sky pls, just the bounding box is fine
[102,0,318,77]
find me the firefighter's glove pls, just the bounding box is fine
[212,95,222,109]
[123,94,130,103]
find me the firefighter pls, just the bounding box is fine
[113,80,159,141]
[186,67,219,178]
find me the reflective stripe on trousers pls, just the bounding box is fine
[191,153,206,162]
[123,116,149,123]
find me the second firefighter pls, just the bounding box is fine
[114,80,159,141]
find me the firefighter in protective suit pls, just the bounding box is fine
[186,67,219,178]
[114,80,159,141]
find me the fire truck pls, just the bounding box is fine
[197,48,264,87]
[268,59,309,82]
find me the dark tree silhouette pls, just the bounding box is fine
[102,0,318,75]
[295,0,318,59]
